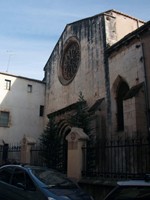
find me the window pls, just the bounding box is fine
[0,167,14,184]
[116,82,129,131]
[59,38,81,85]
[105,186,150,200]
[11,168,26,187]
[27,84,32,93]
[0,111,10,127]
[5,79,11,90]
[39,105,44,117]
[11,168,36,191]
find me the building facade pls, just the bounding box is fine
[0,72,45,143]
[43,10,147,141]
[0,9,149,146]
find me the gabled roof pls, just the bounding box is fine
[0,72,45,84]
[44,9,144,71]
[47,101,86,118]
[124,82,144,100]
[89,98,105,112]
[67,9,144,27]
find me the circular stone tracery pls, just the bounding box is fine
[59,38,80,85]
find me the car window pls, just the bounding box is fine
[25,173,36,191]
[11,168,26,187]
[105,186,150,200]
[0,166,14,184]
[11,168,36,191]
[31,168,77,189]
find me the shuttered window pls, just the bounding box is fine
[5,80,11,90]
[0,111,10,127]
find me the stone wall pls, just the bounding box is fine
[108,38,146,137]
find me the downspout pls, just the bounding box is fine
[101,16,112,137]
[138,35,150,134]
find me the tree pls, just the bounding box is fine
[69,91,93,139]
[39,92,94,169]
[39,117,61,168]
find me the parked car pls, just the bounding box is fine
[0,164,94,200]
[103,176,150,200]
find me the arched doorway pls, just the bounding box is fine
[57,119,71,173]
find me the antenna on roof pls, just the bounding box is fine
[6,51,15,73]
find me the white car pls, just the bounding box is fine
[104,176,150,200]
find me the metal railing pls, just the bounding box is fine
[8,144,21,163]
[0,143,21,165]
[82,136,150,179]
[30,144,67,173]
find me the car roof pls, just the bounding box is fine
[0,164,21,168]
[117,180,150,186]
[0,164,58,172]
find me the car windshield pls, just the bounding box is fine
[31,168,77,189]
[105,186,150,200]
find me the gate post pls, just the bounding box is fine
[66,127,89,180]
[2,143,9,163]
[21,135,36,164]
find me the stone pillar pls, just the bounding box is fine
[66,127,89,180]
[21,135,36,164]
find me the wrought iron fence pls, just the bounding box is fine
[30,145,44,166]
[0,143,21,165]
[30,143,67,173]
[8,144,21,163]
[82,136,150,179]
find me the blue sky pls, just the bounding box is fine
[0,0,149,80]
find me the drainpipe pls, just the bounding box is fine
[138,35,150,134]
[102,16,112,137]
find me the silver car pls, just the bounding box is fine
[104,177,150,200]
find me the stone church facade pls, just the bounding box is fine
[0,10,149,185]
[108,21,150,138]
[43,9,148,141]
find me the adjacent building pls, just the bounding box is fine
[0,72,45,143]
[107,21,150,138]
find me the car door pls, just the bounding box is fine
[10,167,43,200]
[0,166,15,200]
